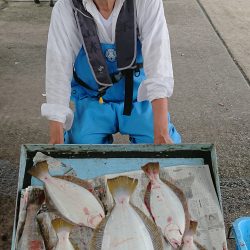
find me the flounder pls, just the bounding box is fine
[28,161,105,228]
[142,162,189,248]
[182,221,206,250]
[52,218,75,250]
[37,204,58,250]
[90,176,163,250]
[17,187,46,250]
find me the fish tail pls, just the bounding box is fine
[141,162,160,177]
[51,218,74,234]
[28,161,49,180]
[189,220,198,234]
[107,176,138,203]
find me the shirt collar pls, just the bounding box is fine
[82,0,125,9]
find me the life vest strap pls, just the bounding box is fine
[73,63,143,96]
[123,69,134,116]
[73,63,142,115]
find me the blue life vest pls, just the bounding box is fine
[72,41,145,102]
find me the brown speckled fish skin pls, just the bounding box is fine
[89,211,110,250]
[193,240,207,250]
[17,188,46,250]
[15,187,30,249]
[36,205,58,250]
[69,225,94,250]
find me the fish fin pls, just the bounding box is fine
[162,179,190,231]
[51,218,74,234]
[187,221,206,250]
[107,176,138,202]
[141,162,160,174]
[189,220,198,234]
[131,204,164,250]
[144,182,154,219]
[28,161,49,180]
[89,212,111,250]
[54,176,105,210]
[54,175,93,191]
[194,240,207,250]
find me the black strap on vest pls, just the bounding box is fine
[73,63,143,99]
[116,0,136,70]
[123,69,134,115]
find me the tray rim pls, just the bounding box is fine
[11,143,221,249]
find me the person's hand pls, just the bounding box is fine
[154,132,173,145]
[49,120,64,144]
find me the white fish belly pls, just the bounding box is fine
[101,204,154,250]
[181,244,198,250]
[45,178,104,227]
[55,239,75,250]
[150,181,185,238]
[182,236,198,250]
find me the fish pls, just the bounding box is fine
[182,221,198,250]
[142,162,189,249]
[69,224,94,250]
[90,176,163,250]
[15,187,30,249]
[52,218,75,250]
[36,204,58,250]
[182,220,206,250]
[28,161,105,228]
[17,187,46,250]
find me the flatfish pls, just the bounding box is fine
[52,218,75,250]
[142,162,188,248]
[15,187,30,249]
[28,161,105,228]
[182,221,198,250]
[182,221,206,250]
[90,176,163,250]
[37,204,58,250]
[17,187,46,250]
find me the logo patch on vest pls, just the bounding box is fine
[105,48,117,62]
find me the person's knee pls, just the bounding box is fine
[65,132,113,144]
[129,135,154,144]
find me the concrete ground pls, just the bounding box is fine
[0,0,249,249]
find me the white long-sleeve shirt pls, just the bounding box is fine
[41,0,174,130]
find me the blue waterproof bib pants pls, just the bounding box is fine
[64,43,181,144]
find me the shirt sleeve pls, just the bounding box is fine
[41,0,81,130]
[136,0,174,102]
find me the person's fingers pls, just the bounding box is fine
[154,136,173,145]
